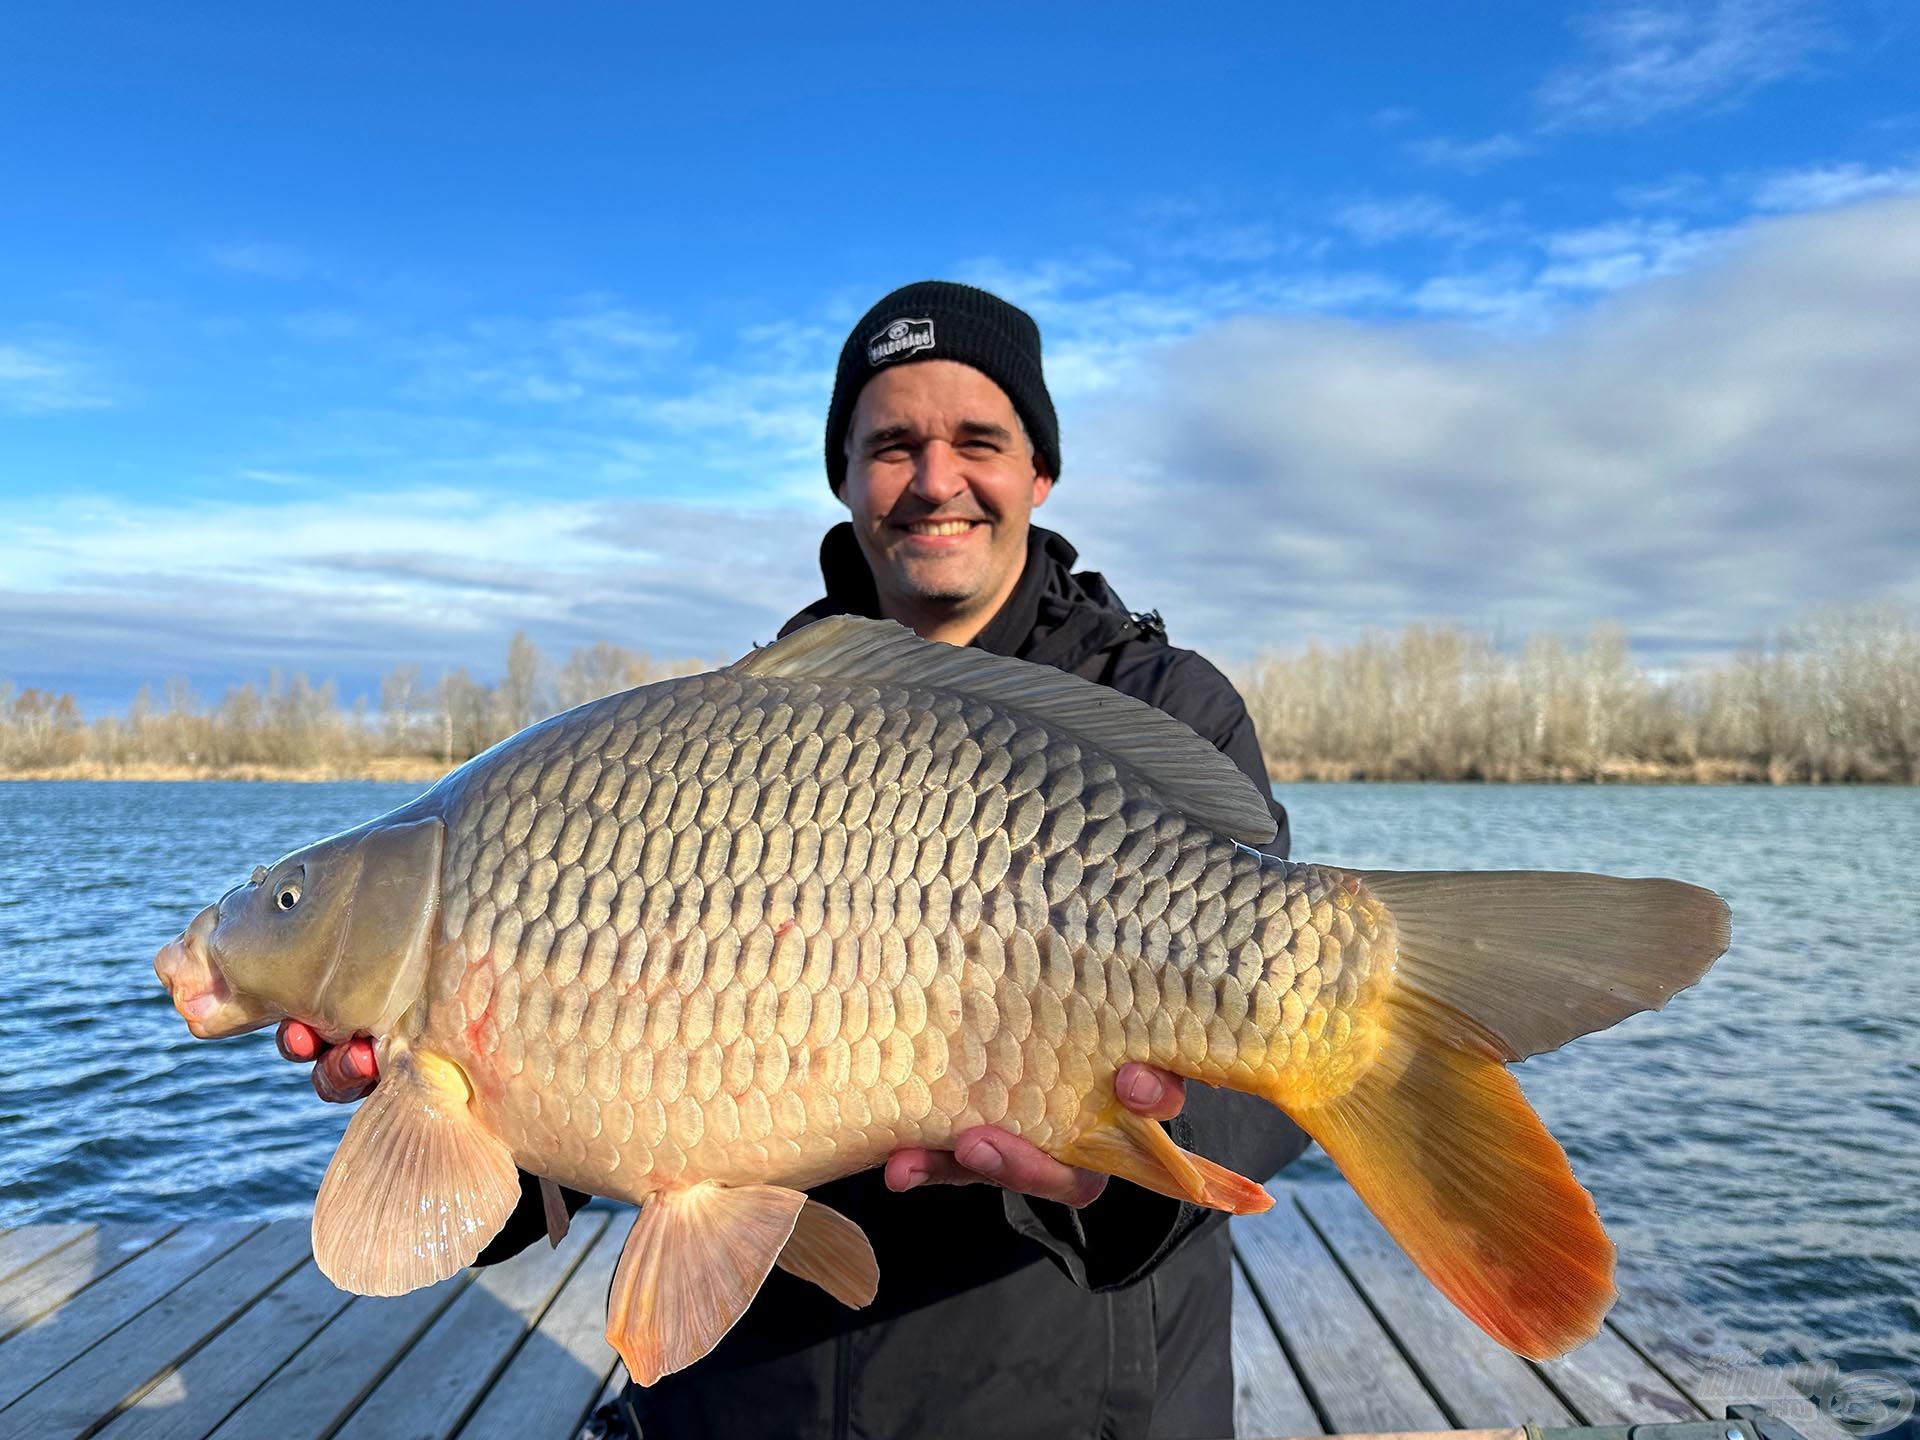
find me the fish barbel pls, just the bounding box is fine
[153,617,1730,1382]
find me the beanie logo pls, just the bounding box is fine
[867,317,935,366]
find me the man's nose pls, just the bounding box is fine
[910,441,969,504]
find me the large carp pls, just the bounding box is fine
[154,617,1729,1382]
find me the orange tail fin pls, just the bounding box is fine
[1286,991,1615,1360]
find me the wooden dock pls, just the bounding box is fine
[0,1181,1840,1440]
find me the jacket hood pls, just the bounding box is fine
[779,522,1164,674]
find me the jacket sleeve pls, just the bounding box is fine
[1004,648,1309,1292]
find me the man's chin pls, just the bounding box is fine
[887,566,981,610]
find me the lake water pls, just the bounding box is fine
[1,780,1914,1390]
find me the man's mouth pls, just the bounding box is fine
[898,519,984,538]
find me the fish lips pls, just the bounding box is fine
[154,904,274,1039]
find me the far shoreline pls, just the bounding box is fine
[2,758,1912,785]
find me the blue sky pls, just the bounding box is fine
[4,1,1918,712]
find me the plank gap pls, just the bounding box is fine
[1294,1192,1465,1431]
[73,1233,313,1440]
[1232,1234,1337,1437]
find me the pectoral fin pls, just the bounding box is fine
[1059,1098,1274,1216]
[311,1048,519,1296]
[608,1182,809,1386]
[775,1199,879,1308]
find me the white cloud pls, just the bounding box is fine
[405,299,684,410]
[1045,196,1920,665]
[207,241,313,279]
[1536,0,1837,130]
[0,342,110,414]
[1751,160,1920,211]
[1332,195,1487,246]
[1537,218,1729,291]
[0,486,830,699]
[1406,133,1534,173]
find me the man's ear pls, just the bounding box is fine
[1031,473,1054,508]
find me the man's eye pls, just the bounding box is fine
[276,884,302,911]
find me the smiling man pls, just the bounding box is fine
[625,281,1309,1439]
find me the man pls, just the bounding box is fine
[279,281,1306,1439]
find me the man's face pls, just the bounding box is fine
[839,360,1053,637]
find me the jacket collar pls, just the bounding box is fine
[779,522,1159,674]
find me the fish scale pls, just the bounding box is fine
[420,665,1391,1200]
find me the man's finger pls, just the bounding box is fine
[312,1037,377,1105]
[1115,1063,1185,1122]
[952,1127,1108,1208]
[884,1148,980,1193]
[275,1019,320,1063]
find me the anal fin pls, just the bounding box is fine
[1059,1099,1274,1215]
[608,1183,809,1386]
[540,1176,571,1249]
[776,1198,879,1308]
[312,1048,519,1296]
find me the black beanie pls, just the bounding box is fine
[824,280,1061,494]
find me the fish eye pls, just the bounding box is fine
[275,882,302,912]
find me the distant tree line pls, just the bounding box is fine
[0,636,702,776]
[1,605,1915,781]
[1238,603,1918,783]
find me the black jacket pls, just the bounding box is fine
[488,523,1308,1439]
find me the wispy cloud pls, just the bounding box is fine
[0,485,827,703]
[1406,133,1535,173]
[1331,195,1493,246]
[0,342,110,414]
[207,240,313,279]
[1751,159,1920,211]
[1536,217,1729,291]
[1536,0,1837,130]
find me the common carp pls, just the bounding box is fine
[153,617,1729,1381]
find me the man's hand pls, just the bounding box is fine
[276,1019,378,1104]
[882,1062,1184,1209]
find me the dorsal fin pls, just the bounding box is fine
[734,617,1276,844]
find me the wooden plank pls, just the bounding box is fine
[0,1218,310,1440]
[0,1224,96,1286]
[1236,1193,1449,1434]
[1606,1269,1852,1440]
[339,1209,612,1440]
[0,1221,262,1413]
[1297,1186,1577,1429]
[454,1213,626,1439]
[95,1260,356,1440]
[1536,1326,1704,1426]
[1,1224,178,1344]
[1230,1254,1323,1440]
[204,1271,474,1440]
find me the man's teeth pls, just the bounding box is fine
[907,520,977,536]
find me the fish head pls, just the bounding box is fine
[154,813,446,1042]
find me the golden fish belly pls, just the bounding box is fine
[406,669,1395,1203]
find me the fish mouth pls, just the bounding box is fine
[154,905,269,1039]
